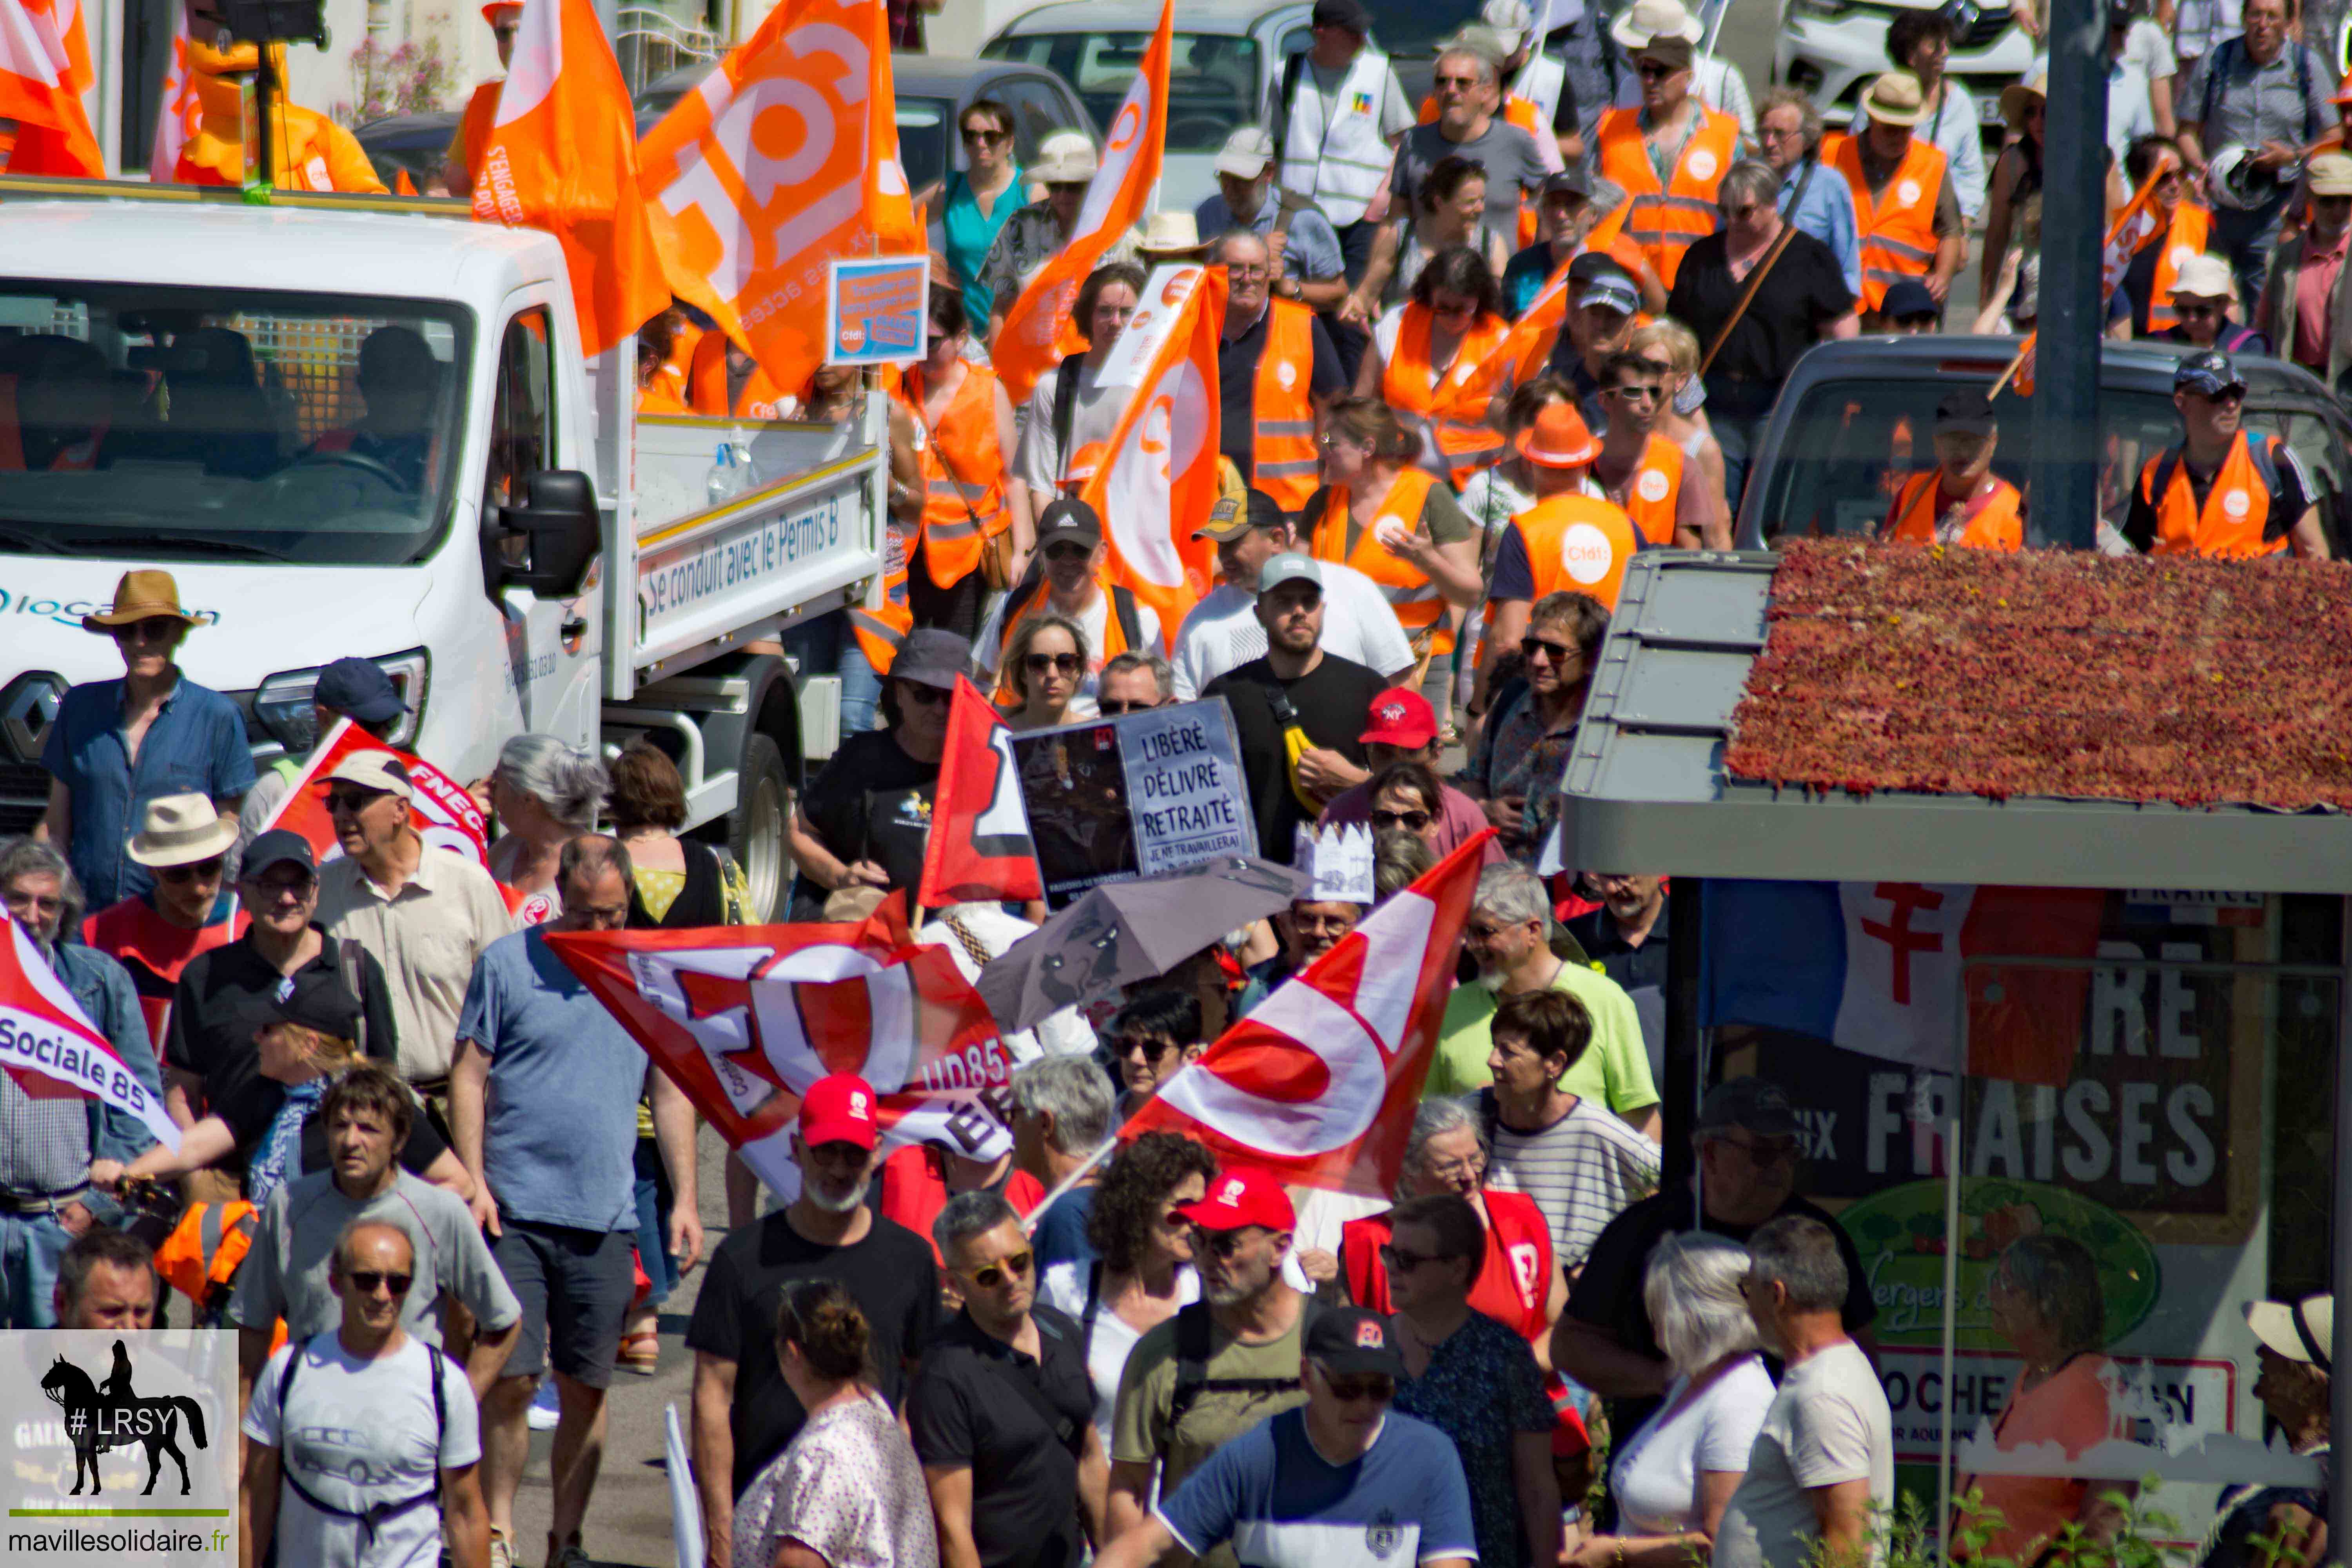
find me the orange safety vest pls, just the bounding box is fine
[1504,492,1643,612]
[1601,432,1685,546]
[900,360,1011,586]
[988,572,1143,701]
[1832,134,1947,312]
[156,1200,256,1307]
[1308,468,1455,654]
[1381,303,1509,486]
[2141,202,2212,334]
[2136,431,2291,558]
[1248,298,1323,510]
[459,78,501,181]
[1882,472,2025,550]
[688,330,789,419]
[1595,103,1739,290]
[637,364,691,414]
[850,520,915,674]
[0,375,104,470]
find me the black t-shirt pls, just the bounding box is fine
[2121,433,2313,552]
[684,1210,944,1495]
[1218,306,1345,480]
[1668,229,1856,387]
[1563,911,1670,998]
[791,728,940,916]
[1206,651,1389,862]
[1565,1187,1877,1439]
[907,1305,1095,1568]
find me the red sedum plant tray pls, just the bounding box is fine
[1723,539,2352,811]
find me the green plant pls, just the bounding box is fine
[1804,1476,2185,1568]
[334,35,456,126]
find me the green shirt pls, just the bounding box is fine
[1424,962,1660,1112]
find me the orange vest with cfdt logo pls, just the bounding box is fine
[1883,472,2024,550]
[1381,303,1509,486]
[1608,433,1685,546]
[1310,468,1456,654]
[2143,202,2212,333]
[2138,432,2290,558]
[1595,103,1739,289]
[1250,298,1323,510]
[1505,493,1642,612]
[1832,134,1947,312]
[900,361,1009,587]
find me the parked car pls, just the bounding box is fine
[352,111,462,192]
[1777,0,2031,134]
[1734,336,2352,557]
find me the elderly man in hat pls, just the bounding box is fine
[2256,151,2352,386]
[1592,14,1742,292]
[2155,253,2271,352]
[239,654,410,841]
[1606,0,1756,136]
[981,132,1140,344]
[2204,1293,2334,1567]
[1829,73,1965,312]
[442,0,522,196]
[40,568,253,913]
[1196,127,1350,315]
[82,793,243,1052]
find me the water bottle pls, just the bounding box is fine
[705,442,743,506]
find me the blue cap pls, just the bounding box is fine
[2174,349,2247,397]
[314,657,406,724]
[1881,278,1939,322]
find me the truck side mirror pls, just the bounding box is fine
[485,469,601,599]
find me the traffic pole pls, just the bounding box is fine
[2026,0,2108,550]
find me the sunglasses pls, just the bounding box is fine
[1520,636,1577,663]
[1432,73,1481,88]
[1043,542,1093,562]
[158,857,225,883]
[1112,1033,1183,1062]
[1320,1371,1395,1402]
[113,620,181,644]
[324,788,387,814]
[898,681,951,706]
[1379,1242,1448,1271]
[1370,808,1432,832]
[2191,386,2248,405]
[961,126,1009,145]
[347,1270,413,1296]
[1636,61,1682,80]
[1024,652,1082,674]
[1097,698,1157,715]
[965,1250,1034,1289]
[1606,383,1662,403]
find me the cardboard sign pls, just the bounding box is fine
[1008,698,1254,908]
[827,256,930,366]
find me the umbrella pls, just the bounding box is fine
[976,856,1308,1031]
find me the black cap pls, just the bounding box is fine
[1567,250,1633,287]
[1311,0,1371,31]
[892,628,973,691]
[1935,388,1997,435]
[314,656,407,725]
[1880,278,1939,322]
[2174,348,2247,396]
[1305,1307,1407,1377]
[1539,169,1593,201]
[1695,1076,1800,1138]
[240,829,317,880]
[1035,497,1104,551]
[271,968,365,1040]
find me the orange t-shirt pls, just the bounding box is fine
[1958,1355,2123,1563]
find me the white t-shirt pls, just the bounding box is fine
[242,1333,481,1568]
[974,583,1166,701]
[1611,1356,1777,1535]
[1171,564,1415,698]
[918,902,1099,1062]
[1013,358,1127,498]
[1040,1261,1203,1449]
[1713,1341,1896,1568]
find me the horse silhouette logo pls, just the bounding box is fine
[38,1339,210,1495]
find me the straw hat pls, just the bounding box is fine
[83,569,197,634]
[1861,72,1926,127]
[1031,131,1099,186]
[1133,210,1206,257]
[1611,0,1704,50]
[126,793,238,868]
[1999,71,2048,132]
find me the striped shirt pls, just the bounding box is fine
[1473,1089,1661,1270]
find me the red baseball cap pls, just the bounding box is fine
[1360,689,1438,748]
[797,1073,879,1151]
[1174,1168,1295,1232]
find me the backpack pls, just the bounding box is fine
[2200,36,2318,146]
[1000,573,1144,658]
[1163,1296,1324,1433]
[273,1339,449,1548]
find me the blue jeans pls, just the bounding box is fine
[632,1138,678,1307]
[0,1210,72,1328]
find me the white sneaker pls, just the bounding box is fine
[487,1528,514,1568]
[526,1380,560,1432]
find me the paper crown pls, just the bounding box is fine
[1294,823,1376,906]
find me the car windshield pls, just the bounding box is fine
[0,283,469,566]
[1360,0,1486,57]
[983,31,1262,151]
[897,96,955,194]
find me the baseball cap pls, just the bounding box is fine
[1311,0,1372,31]
[1214,126,1277,180]
[315,655,407,725]
[1568,250,1632,287]
[2310,151,2352,196]
[2246,1294,2334,1369]
[1880,278,1940,322]
[1196,488,1290,542]
[1581,274,1642,319]
[1934,388,1997,436]
[1306,1307,1408,1378]
[1361,688,1439,747]
[1035,497,1105,552]
[1174,1167,1296,1232]
[891,628,973,691]
[2169,253,2236,301]
[272,969,365,1040]
[798,1072,880,1151]
[240,829,318,881]
[2174,348,2247,396]
[1695,1076,1800,1138]
[1257,552,1324,596]
[323,749,414,801]
[1540,169,1594,203]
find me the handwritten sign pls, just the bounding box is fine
[826,256,930,366]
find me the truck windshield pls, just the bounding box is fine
[0,282,470,565]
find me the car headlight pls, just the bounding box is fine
[254,648,431,754]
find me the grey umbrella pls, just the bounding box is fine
[975,856,1309,1031]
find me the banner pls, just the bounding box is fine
[2008,163,2167,397]
[543,897,1016,1200]
[920,677,1044,908]
[257,717,492,871]
[0,919,178,1151]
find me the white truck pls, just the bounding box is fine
[0,181,892,917]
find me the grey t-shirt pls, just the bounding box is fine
[2178,40,2332,155]
[1390,119,1548,239]
[1013,358,1128,497]
[1713,1340,1895,1568]
[229,1169,521,1347]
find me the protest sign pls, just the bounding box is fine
[827,256,930,366]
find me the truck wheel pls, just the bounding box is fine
[729,733,791,922]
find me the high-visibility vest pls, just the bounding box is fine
[850,521,915,674]
[1831,134,1947,312]
[2142,202,2212,334]
[1308,468,1454,654]
[687,330,788,419]
[0,375,104,470]
[1247,298,1323,510]
[2137,431,2292,558]
[1504,492,1643,612]
[1278,44,1398,226]
[1595,103,1739,289]
[900,360,1010,587]
[637,364,691,414]
[1603,433,1686,547]
[459,78,500,182]
[1380,303,1509,486]
[1882,472,2024,551]
[157,1200,256,1308]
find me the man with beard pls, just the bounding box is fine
[687,1074,944,1568]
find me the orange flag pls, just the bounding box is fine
[473,0,669,358]
[639,0,923,400]
[1074,262,1225,636]
[146,0,198,182]
[2006,164,2167,398]
[992,0,1174,403]
[0,0,102,176]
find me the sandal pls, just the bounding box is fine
[618,1331,661,1375]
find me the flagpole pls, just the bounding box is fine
[1022,1132,1122,1234]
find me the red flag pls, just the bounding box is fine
[920,677,1043,907]
[1125,831,1492,1196]
[0,0,102,177]
[1959,886,2108,1087]
[472,0,668,358]
[0,918,179,1150]
[256,717,492,872]
[543,895,1017,1200]
[394,166,419,195]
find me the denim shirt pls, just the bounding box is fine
[48,940,163,1165]
[1778,156,1863,299]
[42,672,256,909]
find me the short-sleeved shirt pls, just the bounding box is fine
[1777,158,1864,300]
[790,728,942,916]
[730,1392,941,1568]
[1113,1303,1311,1509]
[1172,568,1416,698]
[42,672,256,909]
[1472,1088,1662,1269]
[1392,1310,1556,1568]
[1426,960,1659,1115]
[1712,1341,1895,1568]
[1012,357,1131,497]
[2120,434,2315,552]
[1668,229,1855,388]
[1155,1406,1480,1568]
[454,927,644,1232]
[907,1305,1097,1568]
[1219,305,1346,479]
[1030,1186,1098,1272]
[316,846,512,1083]
[686,1211,944,1496]
[1206,652,1390,863]
[242,1332,481,1568]
[1390,119,1548,238]
[2178,39,2332,156]
[229,1168,522,1348]
[1195,191,1348,282]
[1610,1356,1777,1535]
